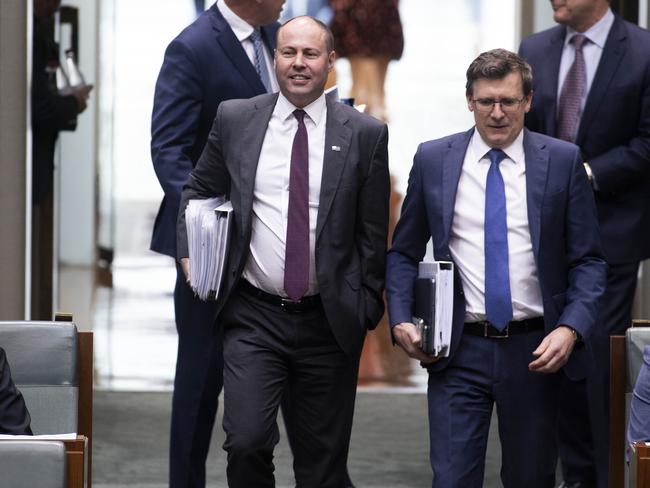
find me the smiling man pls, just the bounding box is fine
[386,49,606,487]
[176,16,390,487]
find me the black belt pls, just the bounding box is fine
[238,280,321,314]
[464,317,544,339]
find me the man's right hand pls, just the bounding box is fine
[393,322,440,364]
[180,258,191,285]
[72,84,93,113]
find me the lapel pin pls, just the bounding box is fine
[331,145,341,151]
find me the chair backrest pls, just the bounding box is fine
[626,327,650,391]
[0,322,78,434]
[0,440,67,488]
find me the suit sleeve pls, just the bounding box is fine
[176,103,231,259]
[385,144,432,327]
[151,38,204,206]
[357,123,391,329]
[557,149,607,340]
[0,349,32,435]
[587,60,650,192]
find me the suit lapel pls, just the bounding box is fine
[523,129,548,259]
[316,99,352,242]
[576,17,626,145]
[542,26,565,136]
[441,129,472,245]
[239,94,278,234]
[211,7,267,94]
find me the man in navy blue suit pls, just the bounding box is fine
[386,49,606,487]
[519,2,650,486]
[150,2,283,486]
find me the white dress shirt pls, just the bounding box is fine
[449,130,544,322]
[242,93,327,297]
[557,8,614,113]
[217,0,279,92]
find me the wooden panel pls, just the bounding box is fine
[630,442,650,487]
[63,437,87,488]
[610,335,626,488]
[77,332,93,488]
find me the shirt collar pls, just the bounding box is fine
[217,0,255,42]
[564,7,614,49]
[471,129,525,166]
[275,92,327,126]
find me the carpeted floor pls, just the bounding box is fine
[93,390,507,487]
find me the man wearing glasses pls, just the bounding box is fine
[386,49,606,487]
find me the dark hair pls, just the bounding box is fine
[277,15,334,53]
[465,49,533,97]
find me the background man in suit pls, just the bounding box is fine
[386,49,606,487]
[518,2,650,485]
[150,1,283,486]
[32,0,93,320]
[177,16,390,487]
[0,348,32,435]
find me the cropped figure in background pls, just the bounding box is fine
[519,1,650,486]
[150,1,283,486]
[32,0,92,320]
[0,348,32,435]
[177,17,390,486]
[330,0,404,120]
[386,49,606,487]
[628,345,650,451]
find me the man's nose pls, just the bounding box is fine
[490,103,506,118]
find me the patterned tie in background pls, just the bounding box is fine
[284,109,309,301]
[250,28,273,93]
[484,148,513,331]
[557,34,588,142]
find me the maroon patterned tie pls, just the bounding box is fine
[284,109,309,301]
[557,34,589,142]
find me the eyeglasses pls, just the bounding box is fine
[471,98,525,113]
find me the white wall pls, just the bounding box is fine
[58,0,98,266]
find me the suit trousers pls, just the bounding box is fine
[220,286,360,488]
[170,263,223,488]
[427,329,560,488]
[558,261,640,488]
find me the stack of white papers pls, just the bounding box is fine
[413,261,454,357]
[185,198,233,301]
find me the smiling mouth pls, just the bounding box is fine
[289,74,310,81]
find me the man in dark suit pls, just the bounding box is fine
[150,1,283,486]
[518,2,650,485]
[386,49,606,487]
[32,0,92,320]
[177,16,389,487]
[0,348,32,435]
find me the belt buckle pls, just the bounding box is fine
[280,297,300,313]
[484,322,509,339]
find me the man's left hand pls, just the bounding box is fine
[528,325,577,373]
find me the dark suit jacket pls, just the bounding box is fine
[386,128,607,380]
[177,93,390,357]
[519,16,650,265]
[0,348,32,435]
[151,4,280,257]
[32,15,79,204]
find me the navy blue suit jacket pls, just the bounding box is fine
[151,4,280,257]
[386,128,607,380]
[519,16,650,265]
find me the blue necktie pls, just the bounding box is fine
[484,148,513,330]
[250,29,273,93]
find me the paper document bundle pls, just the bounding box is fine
[413,261,454,357]
[185,198,233,301]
